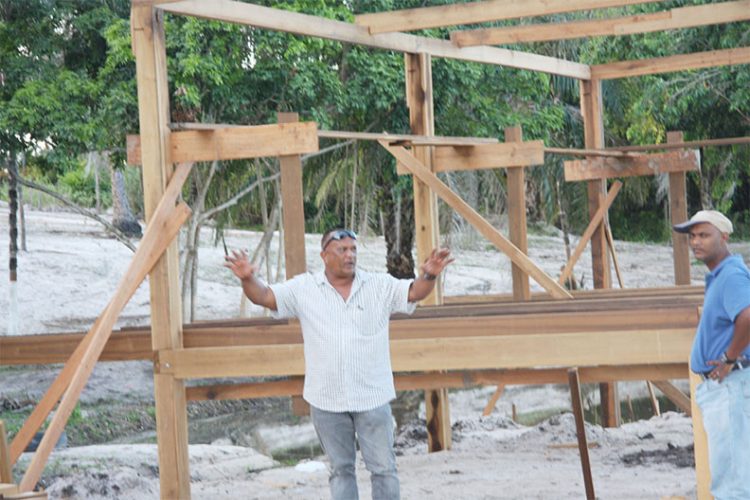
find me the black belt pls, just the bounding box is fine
[699,358,750,380]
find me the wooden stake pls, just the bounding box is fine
[482,385,505,417]
[646,381,661,416]
[505,126,530,301]
[568,367,596,500]
[604,223,624,288]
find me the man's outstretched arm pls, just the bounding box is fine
[224,250,278,311]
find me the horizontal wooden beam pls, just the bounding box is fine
[564,150,700,181]
[185,363,689,401]
[609,135,750,152]
[158,327,694,379]
[159,0,590,79]
[591,46,750,80]
[451,1,750,46]
[545,147,642,158]
[444,284,704,304]
[355,0,661,34]
[126,122,319,165]
[318,130,499,146]
[395,141,545,174]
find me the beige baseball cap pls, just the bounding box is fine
[673,210,733,234]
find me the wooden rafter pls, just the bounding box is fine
[610,135,750,152]
[591,46,750,79]
[355,0,662,34]
[564,150,700,181]
[394,141,545,174]
[451,1,750,46]
[158,0,590,79]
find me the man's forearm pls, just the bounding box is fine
[727,308,750,360]
[408,273,437,302]
[241,275,276,310]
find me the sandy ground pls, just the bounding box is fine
[4,204,748,499]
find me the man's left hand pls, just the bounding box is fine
[421,248,454,278]
[706,358,733,382]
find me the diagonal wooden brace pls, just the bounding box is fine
[379,141,572,299]
[16,164,193,491]
[558,181,622,287]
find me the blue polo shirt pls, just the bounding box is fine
[691,254,750,373]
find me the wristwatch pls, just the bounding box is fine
[720,352,737,365]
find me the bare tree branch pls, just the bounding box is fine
[9,172,137,252]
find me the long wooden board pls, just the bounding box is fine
[157,327,694,379]
[451,1,750,46]
[158,0,590,79]
[127,122,319,165]
[355,0,661,34]
[564,150,700,181]
[591,46,750,80]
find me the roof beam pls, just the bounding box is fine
[591,46,750,79]
[452,1,750,46]
[159,0,590,79]
[354,0,662,34]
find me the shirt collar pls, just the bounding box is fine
[314,269,370,288]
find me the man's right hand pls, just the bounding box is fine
[224,249,258,281]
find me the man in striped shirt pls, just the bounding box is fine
[225,228,453,500]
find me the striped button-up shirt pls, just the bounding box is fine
[270,270,416,412]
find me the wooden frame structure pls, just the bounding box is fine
[5,0,749,497]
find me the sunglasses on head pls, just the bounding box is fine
[322,229,357,249]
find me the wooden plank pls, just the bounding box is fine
[689,369,712,499]
[277,113,307,278]
[505,127,530,301]
[8,163,192,466]
[591,46,750,80]
[545,147,641,158]
[605,224,624,288]
[158,0,591,79]
[646,380,661,416]
[451,1,750,46]
[355,0,661,34]
[18,199,191,491]
[667,132,691,286]
[650,380,691,416]
[131,6,191,500]
[396,141,544,174]
[127,122,319,165]
[609,135,750,152]
[559,182,622,286]
[318,130,498,146]
[382,141,572,300]
[568,368,596,500]
[157,328,694,379]
[185,364,689,401]
[444,284,703,304]
[564,150,700,181]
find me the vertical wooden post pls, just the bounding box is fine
[0,420,12,483]
[580,78,619,428]
[505,126,530,301]
[132,5,191,499]
[277,112,310,416]
[668,131,691,286]
[568,368,596,500]
[689,369,712,499]
[405,52,450,452]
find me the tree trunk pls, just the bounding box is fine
[377,180,415,279]
[108,152,142,238]
[7,153,20,335]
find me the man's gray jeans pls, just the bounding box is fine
[311,403,400,500]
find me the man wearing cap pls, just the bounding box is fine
[225,228,453,500]
[673,210,750,499]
